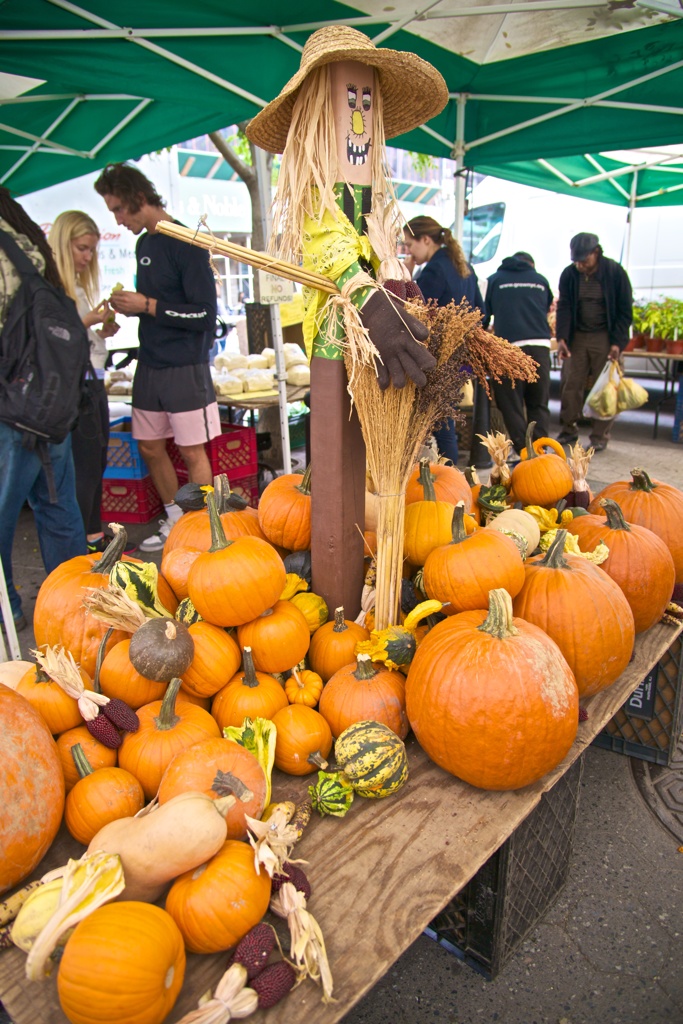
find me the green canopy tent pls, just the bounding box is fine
[2,0,683,218]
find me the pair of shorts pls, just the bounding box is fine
[131,362,221,447]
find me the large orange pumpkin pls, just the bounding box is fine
[98,639,166,710]
[118,677,220,800]
[405,460,472,510]
[180,621,241,698]
[510,422,573,507]
[33,531,177,678]
[157,737,267,839]
[423,505,525,614]
[57,902,185,1024]
[257,465,311,551]
[237,599,310,673]
[17,655,92,734]
[566,498,676,633]
[163,502,265,554]
[318,653,409,739]
[1,685,65,894]
[589,468,683,584]
[211,647,288,731]
[512,531,635,697]
[65,744,145,845]
[272,704,333,776]
[166,839,271,955]
[187,495,285,627]
[56,725,118,793]
[308,606,370,682]
[405,589,579,791]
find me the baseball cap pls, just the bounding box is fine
[570,232,599,262]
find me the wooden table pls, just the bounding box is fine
[622,350,683,439]
[1,622,680,1024]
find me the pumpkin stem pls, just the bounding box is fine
[354,653,378,681]
[450,503,469,545]
[478,589,520,639]
[464,465,480,487]
[93,628,114,694]
[308,751,329,770]
[213,794,238,817]
[90,524,128,574]
[297,463,312,496]
[212,768,254,803]
[630,468,655,492]
[600,498,631,531]
[153,677,182,731]
[71,742,94,779]
[418,458,437,503]
[241,647,260,688]
[332,607,348,633]
[539,529,570,569]
[206,492,233,552]
[34,665,51,683]
[524,421,538,460]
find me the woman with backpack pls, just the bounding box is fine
[403,215,484,464]
[49,211,119,553]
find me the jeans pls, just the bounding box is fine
[0,423,86,620]
[492,346,551,452]
[432,418,459,464]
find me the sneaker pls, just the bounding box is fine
[556,431,579,446]
[138,518,172,553]
[591,440,608,452]
[1,613,27,633]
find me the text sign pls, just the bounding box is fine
[625,666,658,721]
[258,270,294,305]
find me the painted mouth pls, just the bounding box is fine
[346,138,371,166]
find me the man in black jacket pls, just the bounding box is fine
[484,252,553,454]
[556,232,632,452]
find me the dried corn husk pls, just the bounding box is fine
[270,881,333,1003]
[32,645,109,722]
[82,584,147,633]
[245,806,305,878]
[476,430,513,489]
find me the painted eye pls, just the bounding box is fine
[362,88,371,111]
[347,86,357,108]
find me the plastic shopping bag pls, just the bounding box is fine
[616,366,649,412]
[584,361,619,420]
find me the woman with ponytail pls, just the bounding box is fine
[403,215,483,462]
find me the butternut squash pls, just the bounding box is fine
[86,790,234,903]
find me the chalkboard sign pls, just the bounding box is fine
[625,665,658,721]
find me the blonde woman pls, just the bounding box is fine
[49,211,118,552]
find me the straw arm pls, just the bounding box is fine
[155,221,340,295]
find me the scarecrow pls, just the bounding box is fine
[246,26,448,616]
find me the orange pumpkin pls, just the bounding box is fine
[318,654,409,739]
[423,505,525,614]
[17,655,92,735]
[566,498,676,633]
[188,494,285,628]
[284,667,324,707]
[65,744,145,845]
[57,725,118,793]
[1,685,65,894]
[257,465,311,551]
[308,606,369,682]
[157,737,267,839]
[165,839,271,955]
[211,647,288,730]
[237,599,310,673]
[510,422,573,507]
[163,503,266,555]
[405,589,579,791]
[98,639,166,710]
[118,677,221,800]
[272,704,333,776]
[176,687,211,711]
[57,902,185,1024]
[589,468,683,584]
[180,621,241,698]
[512,531,635,697]
[160,546,201,601]
[405,460,472,510]
[403,459,455,567]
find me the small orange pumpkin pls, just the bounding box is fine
[211,647,289,730]
[284,667,324,707]
[403,459,455,567]
[510,422,573,507]
[56,725,118,793]
[17,652,92,735]
[160,546,201,602]
[237,600,310,673]
[180,621,241,698]
[308,606,369,682]
[272,704,333,776]
[318,654,409,739]
[98,639,166,710]
[405,460,472,510]
[65,744,145,845]
[257,465,311,551]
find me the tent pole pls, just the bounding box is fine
[625,170,638,273]
[254,145,292,475]
[453,94,467,241]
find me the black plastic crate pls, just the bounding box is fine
[592,636,683,767]
[425,754,584,980]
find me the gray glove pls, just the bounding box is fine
[359,290,435,390]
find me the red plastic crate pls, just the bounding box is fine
[229,473,259,508]
[101,476,163,524]
[167,424,257,482]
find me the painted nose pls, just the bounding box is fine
[352,110,364,135]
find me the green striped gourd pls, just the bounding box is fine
[308,771,355,817]
[109,561,173,618]
[175,597,203,625]
[334,721,408,799]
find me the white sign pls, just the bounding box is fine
[258,270,294,305]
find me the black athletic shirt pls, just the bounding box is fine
[135,223,217,369]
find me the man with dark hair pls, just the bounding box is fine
[556,232,632,452]
[94,163,218,551]
[484,251,553,454]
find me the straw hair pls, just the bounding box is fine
[48,210,101,306]
[247,25,448,154]
[406,216,471,279]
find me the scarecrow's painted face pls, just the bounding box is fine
[330,60,375,185]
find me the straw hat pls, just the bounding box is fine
[246,25,449,153]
